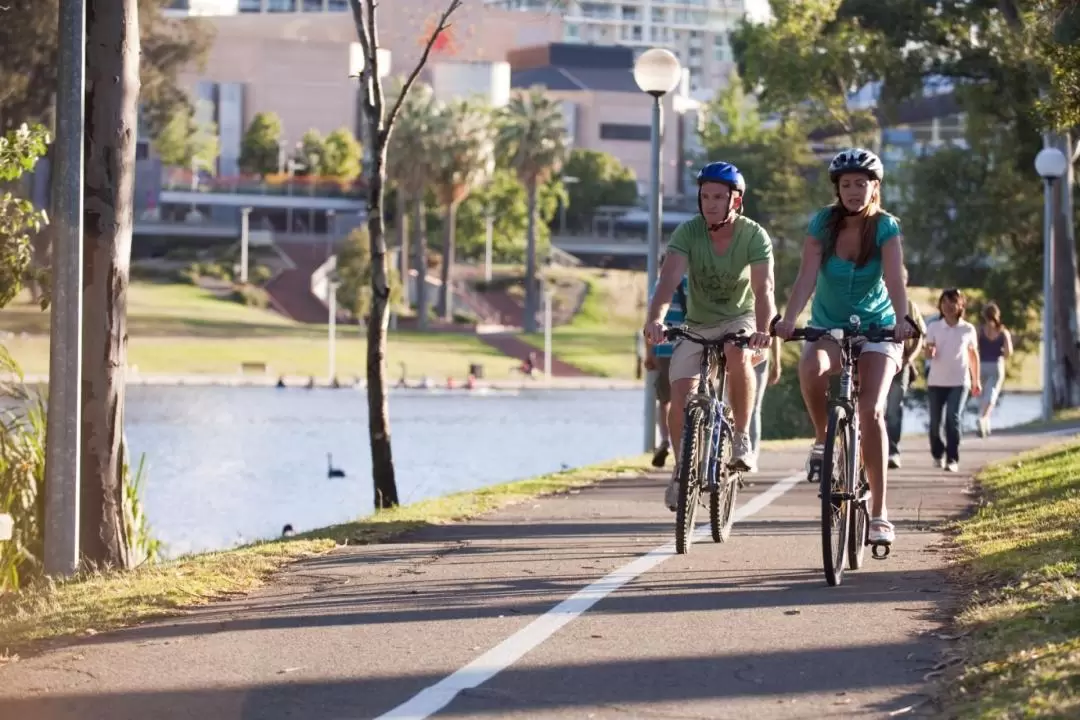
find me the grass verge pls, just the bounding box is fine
[0,453,652,656]
[940,439,1080,717]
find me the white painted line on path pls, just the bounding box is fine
[376,471,805,720]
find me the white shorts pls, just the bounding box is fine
[808,330,904,374]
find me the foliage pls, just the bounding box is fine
[0,123,49,310]
[731,0,884,140]
[0,348,159,591]
[430,98,495,209]
[0,0,213,136]
[294,128,363,181]
[335,227,403,320]
[386,81,438,199]
[894,124,1044,352]
[560,149,639,231]
[697,77,822,301]
[495,87,569,189]
[229,283,270,309]
[152,103,219,171]
[450,169,563,263]
[759,343,816,441]
[239,112,283,176]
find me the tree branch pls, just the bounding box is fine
[381,0,464,144]
[366,0,384,135]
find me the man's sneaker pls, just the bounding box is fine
[933,456,946,470]
[806,443,825,482]
[888,454,901,470]
[729,432,755,472]
[651,439,670,468]
[945,461,959,473]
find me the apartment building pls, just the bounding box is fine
[485,0,763,92]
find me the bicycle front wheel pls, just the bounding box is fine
[676,404,707,555]
[821,407,852,587]
[710,420,738,543]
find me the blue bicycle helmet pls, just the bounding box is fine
[697,161,746,194]
[696,161,746,227]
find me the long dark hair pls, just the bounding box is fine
[823,181,883,268]
[982,301,1004,331]
[938,287,966,321]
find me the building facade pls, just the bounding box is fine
[485,0,759,92]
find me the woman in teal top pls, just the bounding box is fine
[774,148,917,549]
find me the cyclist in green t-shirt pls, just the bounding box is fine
[644,162,776,510]
[773,148,917,547]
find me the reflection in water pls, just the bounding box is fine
[122,385,1041,558]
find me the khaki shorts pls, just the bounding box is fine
[669,315,757,382]
[654,356,672,403]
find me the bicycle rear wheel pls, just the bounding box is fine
[821,407,852,587]
[676,404,707,554]
[710,424,738,543]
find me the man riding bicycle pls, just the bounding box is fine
[643,161,776,510]
[772,148,916,548]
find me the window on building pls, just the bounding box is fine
[302,0,324,10]
[239,0,263,11]
[599,123,651,141]
[651,7,664,22]
[267,0,296,12]
[327,0,348,9]
[565,23,580,41]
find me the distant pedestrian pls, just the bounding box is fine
[924,288,982,472]
[976,301,1013,437]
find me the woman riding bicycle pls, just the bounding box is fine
[773,148,916,548]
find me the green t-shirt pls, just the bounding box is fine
[666,214,772,325]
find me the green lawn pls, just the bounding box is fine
[940,440,1080,717]
[0,283,516,378]
[522,270,644,378]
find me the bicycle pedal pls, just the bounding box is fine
[869,542,892,560]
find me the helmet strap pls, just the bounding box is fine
[699,187,739,230]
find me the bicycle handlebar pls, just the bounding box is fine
[663,325,754,348]
[767,313,923,344]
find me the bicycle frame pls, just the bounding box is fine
[683,341,734,494]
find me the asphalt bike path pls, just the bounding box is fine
[1,428,1073,720]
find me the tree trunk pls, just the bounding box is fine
[523,181,539,334]
[438,202,457,321]
[396,187,409,307]
[80,0,140,568]
[414,198,429,331]
[1051,131,1080,408]
[365,144,398,509]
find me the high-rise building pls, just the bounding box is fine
[484,0,759,92]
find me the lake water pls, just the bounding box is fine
[122,386,1042,558]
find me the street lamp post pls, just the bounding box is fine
[239,207,252,284]
[633,48,682,453]
[1035,146,1068,422]
[44,0,86,577]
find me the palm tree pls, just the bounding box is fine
[495,87,569,333]
[430,98,496,320]
[386,81,437,328]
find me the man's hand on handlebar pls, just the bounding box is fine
[748,330,771,350]
[643,320,666,346]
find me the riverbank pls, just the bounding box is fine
[3,372,645,391]
[0,453,653,655]
[937,437,1080,716]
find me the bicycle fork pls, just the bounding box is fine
[705,403,727,494]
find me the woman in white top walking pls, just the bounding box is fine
[924,288,982,472]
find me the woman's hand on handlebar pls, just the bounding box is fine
[643,320,666,346]
[893,316,918,342]
[771,317,797,341]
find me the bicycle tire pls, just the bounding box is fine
[848,464,869,570]
[675,404,707,554]
[820,407,851,587]
[710,425,738,543]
